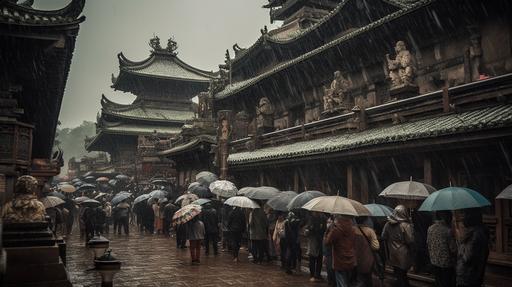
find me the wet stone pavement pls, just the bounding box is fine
[66,227,320,287]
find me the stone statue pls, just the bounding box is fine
[323,71,352,112]
[2,175,46,223]
[256,97,274,133]
[468,34,482,81]
[149,35,162,51]
[197,92,212,119]
[386,41,416,88]
[166,37,178,55]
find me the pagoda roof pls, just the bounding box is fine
[112,41,216,93]
[0,0,86,26]
[228,104,512,166]
[158,135,216,157]
[100,95,194,123]
[215,0,431,100]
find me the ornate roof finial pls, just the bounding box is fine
[166,36,178,56]
[149,35,162,51]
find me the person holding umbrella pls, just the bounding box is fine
[381,205,414,287]
[249,206,269,264]
[304,211,326,282]
[227,207,246,262]
[324,214,356,287]
[186,215,205,264]
[284,211,301,274]
[353,216,380,287]
[117,200,131,235]
[202,205,220,255]
[427,211,456,287]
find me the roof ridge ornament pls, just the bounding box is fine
[149,35,178,56]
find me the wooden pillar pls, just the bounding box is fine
[496,198,504,253]
[259,170,264,186]
[347,165,354,199]
[293,168,299,192]
[424,156,432,185]
[359,167,369,204]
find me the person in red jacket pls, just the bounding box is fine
[324,215,356,287]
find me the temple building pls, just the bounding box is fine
[0,0,85,285]
[86,36,215,180]
[207,0,512,281]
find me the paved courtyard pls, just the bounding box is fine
[66,228,319,287]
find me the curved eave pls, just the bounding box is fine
[158,136,216,157]
[215,0,431,100]
[0,0,86,26]
[101,110,192,124]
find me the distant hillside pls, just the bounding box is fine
[55,121,98,173]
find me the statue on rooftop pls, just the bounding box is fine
[323,70,352,113]
[256,97,274,133]
[166,37,178,55]
[2,175,46,223]
[468,33,482,81]
[149,35,162,51]
[386,41,416,88]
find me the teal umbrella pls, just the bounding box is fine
[364,203,393,217]
[418,187,491,211]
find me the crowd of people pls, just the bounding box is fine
[41,177,491,287]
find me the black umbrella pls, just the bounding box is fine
[112,193,131,205]
[266,191,298,212]
[83,175,96,183]
[48,191,65,200]
[190,185,214,199]
[77,183,96,192]
[244,186,280,201]
[115,174,130,181]
[287,190,326,210]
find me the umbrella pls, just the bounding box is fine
[175,193,199,206]
[302,196,369,216]
[108,179,117,186]
[496,184,512,200]
[112,193,131,205]
[189,185,214,198]
[364,204,394,217]
[237,186,254,195]
[40,196,65,209]
[83,175,96,183]
[209,180,238,198]
[379,180,436,200]
[266,191,298,212]
[149,189,168,199]
[81,199,102,207]
[244,186,280,200]
[117,191,132,197]
[77,183,96,192]
[134,194,151,205]
[224,196,260,209]
[115,174,130,181]
[72,181,84,187]
[195,171,218,185]
[192,198,212,206]
[151,179,169,185]
[48,191,65,199]
[96,177,109,183]
[287,190,325,210]
[59,184,76,193]
[94,192,107,200]
[74,196,90,203]
[158,198,169,204]
[188,182,202,191]
[419,187,491,211]
[172,204,202,226]
[71,178,81,183]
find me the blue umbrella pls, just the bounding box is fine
[364,203,393,217]
[149,189,168,199]
[287,190,325,210]
[112,193,131,205]
[419,187,491,211]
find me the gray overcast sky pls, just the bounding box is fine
[35,0,277,128]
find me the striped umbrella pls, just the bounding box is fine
[172,204,202,226]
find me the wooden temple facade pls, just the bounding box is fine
[86,36,215,180]
[204,0,512,276]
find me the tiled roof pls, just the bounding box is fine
[115,52,214,83]
[101,95,193,123]
[158,135,217,157]
[216,0,433,100]
[0,0,85,26]
[228,105,512,165]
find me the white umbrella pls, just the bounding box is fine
[209,180,238,198]
[302,196,369,216]
[224,196,260,209]
[497,184,512,200]
[379,179,436,200]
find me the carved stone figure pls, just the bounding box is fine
[149,36,162,51]
[256,97,274,133]
[166,37,178,55]
[2,175,46,223]
[386,41,416,88]
[197,92,212,119]
[323,71,352,112]
[233,111,250,139]
[468,34,482,81]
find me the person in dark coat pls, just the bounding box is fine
[221,205,232,251]
[227,207,246,262]
[284,211,301,274]
[304,211,327,281]
[456,208,489,287]
[249,207,269,263]
[94,206,106,235]
[354,217,380,287]
[163,202,178,237]
[324,215,356,287]
[382,205,414,287]
[202,206,220,255]
[117,201,130,235]
[427,211,456,287]
[185,216,205,264]
[81,206,96,242]
[141,202,155,234]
